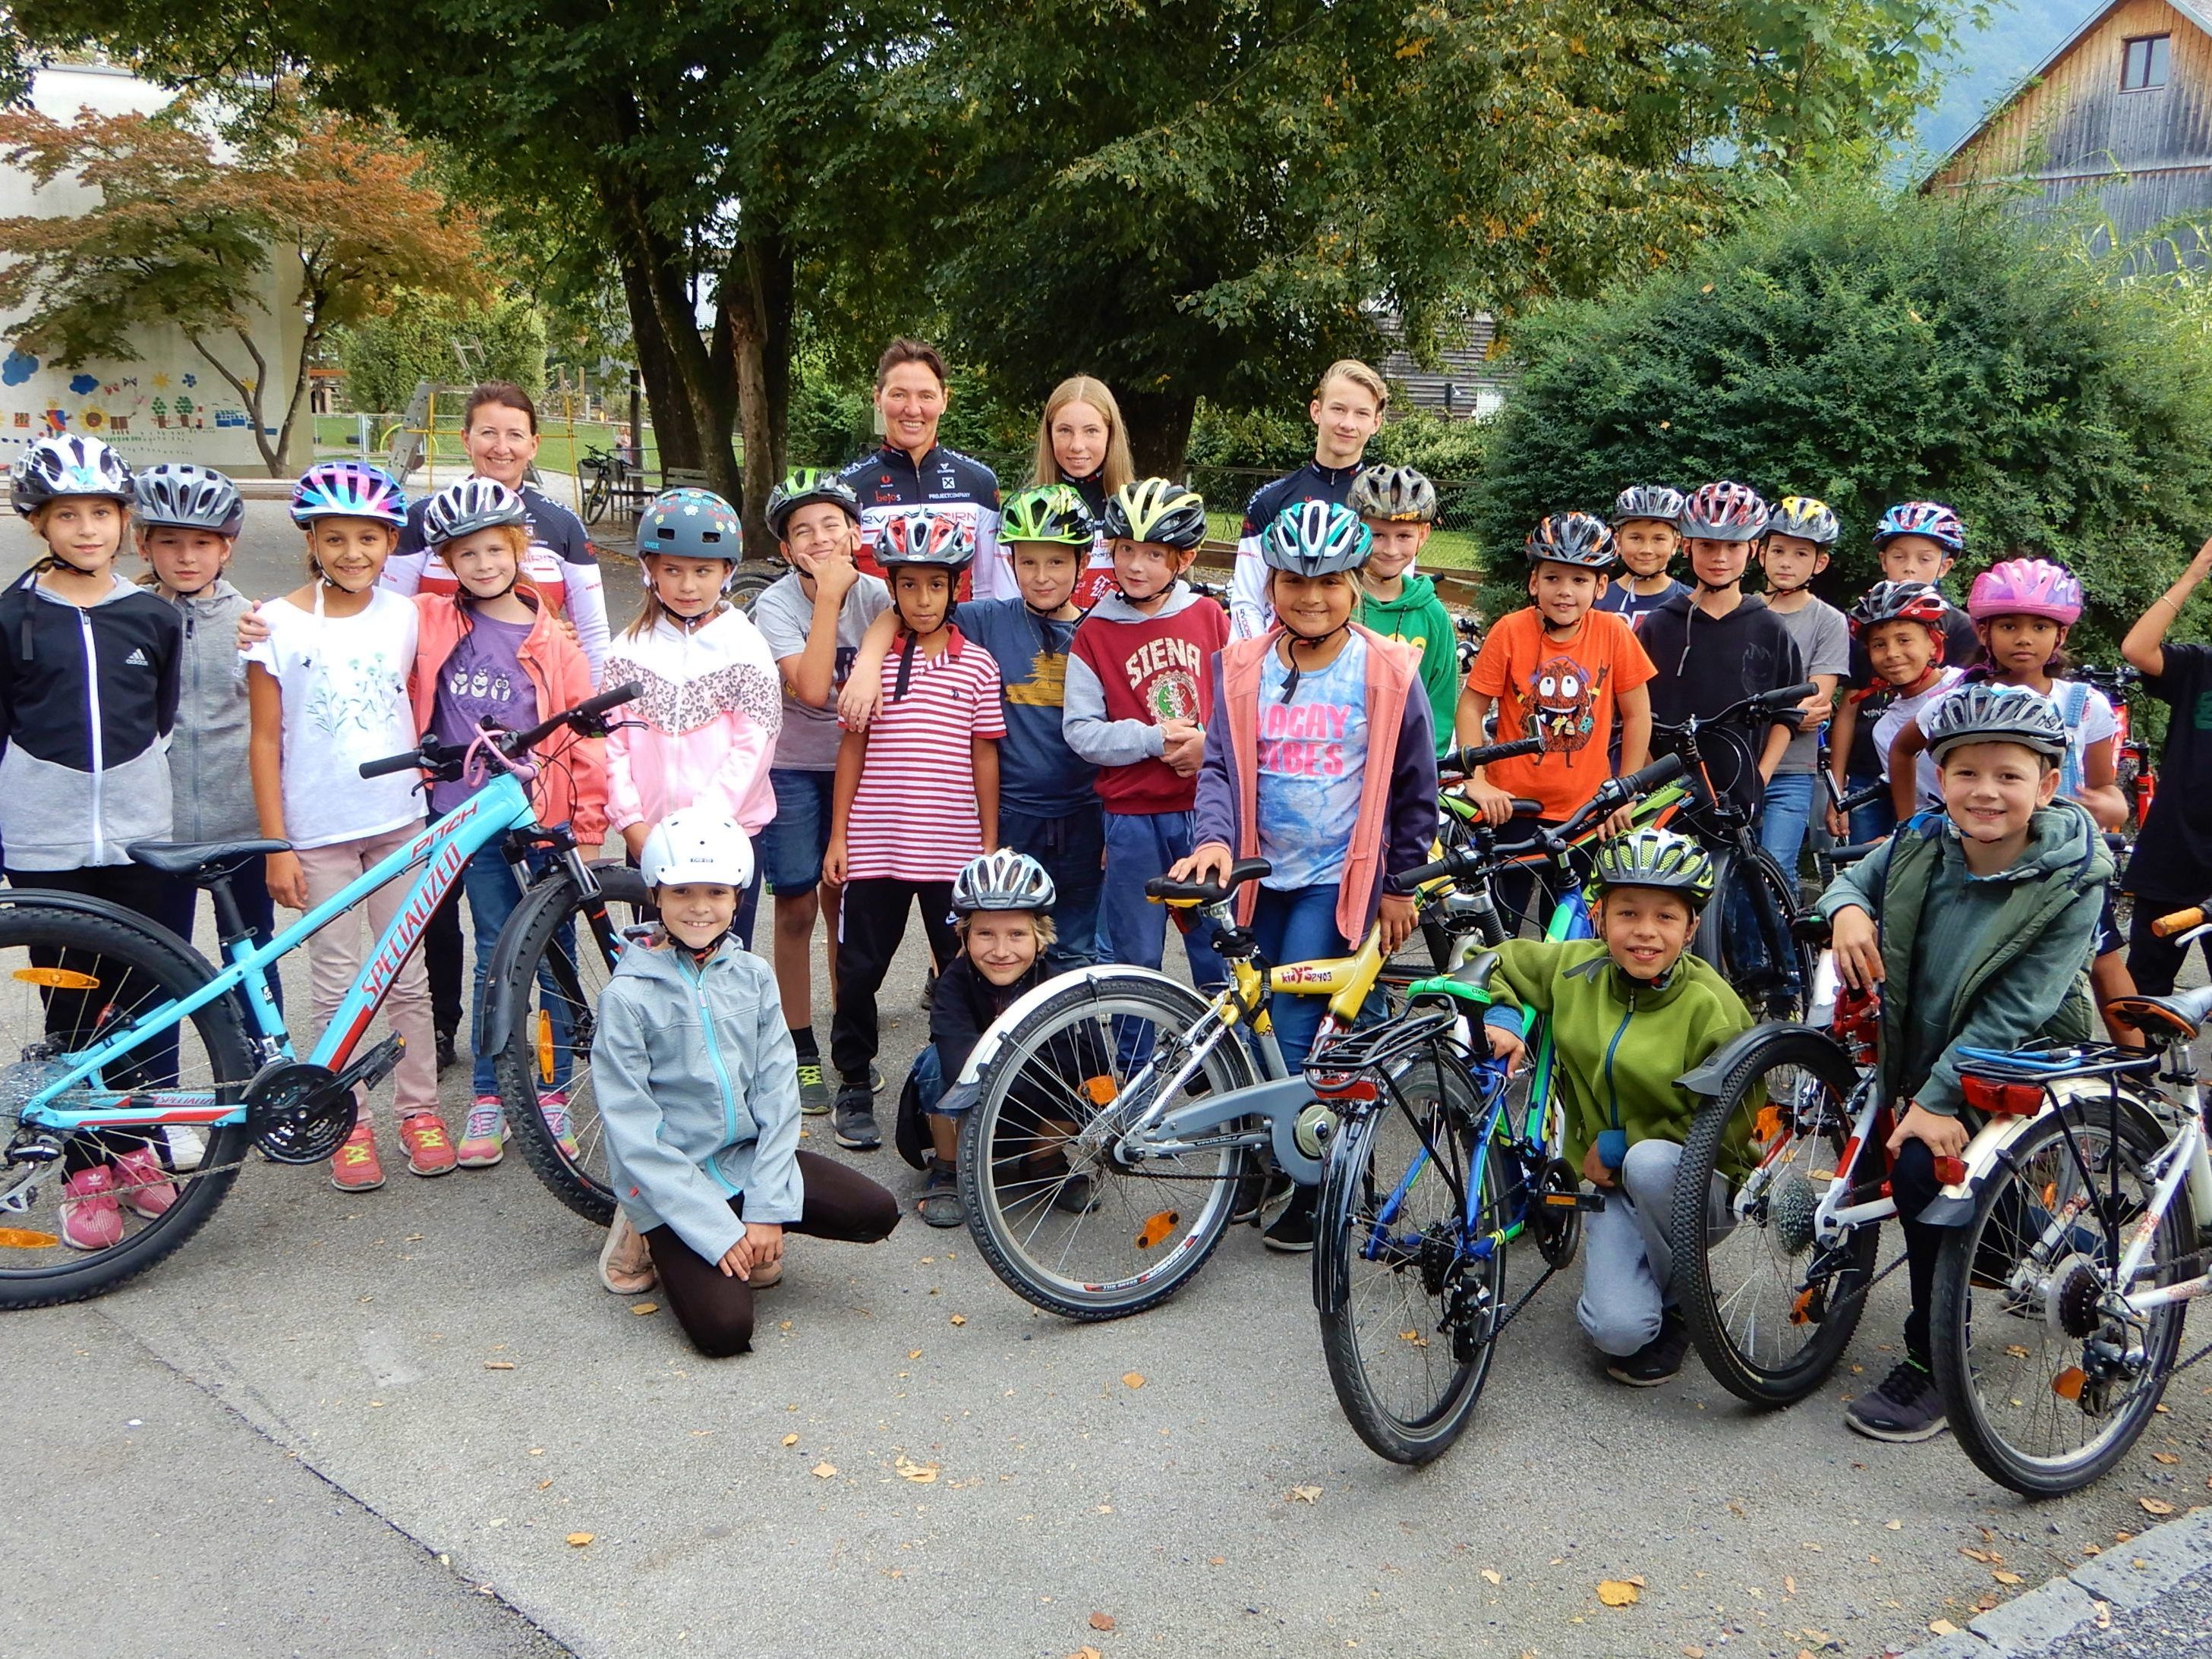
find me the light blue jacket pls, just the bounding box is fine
[594,933,802,1263]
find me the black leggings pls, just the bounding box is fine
[643,1150,900,1356]
[830,879,956,1088]
[1889,1136,1947,1369]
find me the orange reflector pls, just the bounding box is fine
[1134,1211,1179,1250]
[1790,1286,1817,1326]
[1934,1155,1968,1186]
[12,967,99,990]
[1542,1192,1579,1207]
[0,1226,58,1248]
[2053,1366,2087,1401]
[1754,1104,1782,1144]
[1085,1075,1119,1106]
[537,1010,556,1085]
[2043,1182,2059,1210]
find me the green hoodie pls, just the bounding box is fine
[1481,937,1757,1170]
[1362,573,1459,759]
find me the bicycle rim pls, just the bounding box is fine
[1317,1053,1497,1464]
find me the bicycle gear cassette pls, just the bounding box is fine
[1769,1166,1820,1257]
[244,1060,358,1164]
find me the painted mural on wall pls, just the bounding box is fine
[0,342,270,469]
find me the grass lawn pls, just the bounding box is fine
[1202,509,1482,571]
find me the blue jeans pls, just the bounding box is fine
[1249,883,1351,1073]
[1000,801,1104,967]
[1843,770,1897,846]
[1758,772,1817,879]
[462,848,574,1098]
[758,769,833,896]
[1099,810,1225,988]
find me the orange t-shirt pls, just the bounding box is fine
[1464,607,1656,821]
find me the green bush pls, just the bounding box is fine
[335,293,547,415]
[1473,187,2212,649]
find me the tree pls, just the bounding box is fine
[0,98,484,474]
[335,292,547,416]
[1471,186,2212,644]
[894,0,1977,470]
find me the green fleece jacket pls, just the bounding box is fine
[1816,800,2108,1117]
[1480,938,1757,1169]
[1363,575,1459,760]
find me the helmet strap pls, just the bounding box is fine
[1277,619,1349,702]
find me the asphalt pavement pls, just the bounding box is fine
[5,497,2209,1659]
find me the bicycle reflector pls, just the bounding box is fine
[1934,1155,1969,1186]
[1961,1075,2043,1117]
[12,966,98,990]
[1309,1073,1378,1103]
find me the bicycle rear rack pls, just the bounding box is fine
[1302,1009,1460,1080]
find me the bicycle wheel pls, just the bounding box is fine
[958,972,1255,1320]
[1316,1051,1500,1464]
[583,471,610,526]
[491,873,638,1224]
[1673,1028,1875,1406]
[1695,845,1819,1022]
[1931,1100,2187,1497]
[0,901,254,1309]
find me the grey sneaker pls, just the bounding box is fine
[833,1085,881,1152]
[870,1060,886,1095]
[1845,1359,1948,1443]
[796,1061,832,1116]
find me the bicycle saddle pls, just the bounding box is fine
[1145,858,1271,905]
[127,837,291,881]
[2105,984,2212,1042]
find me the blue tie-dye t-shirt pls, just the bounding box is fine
[1256,634,1369,890]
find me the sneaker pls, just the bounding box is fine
[748,1256,784,1288]
[111,1146,179,1220]
[833,1084,882,1151]
[1605,1308,1691,1387]
[1845,1358,1949,1443]
[538,1091,580,1161]
[917,1157,965,1228]
[435,1027,460,1073]
[1051,1169,1101,1216]
[457,1097,506,1169]
[1263,1187,1317,1253]
[397,1112,458,1178]
[870,1061,886,1096]
[59,1166,124,1251]
[599,1209,657,1295]
[330,1122,385,1192]
[797,1062,832,1116]
[1233,1166,1296,1224]
[918,971,936,1012]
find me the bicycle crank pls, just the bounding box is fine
[244,1035,403,1164]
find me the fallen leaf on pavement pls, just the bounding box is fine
[630,1302,657,1316]
[1596,1580,1640,1607]
[2094,1601,2113,1629]
[950,1314,968,1326]
[909,1349,923,1359]
[1928,1620,1957,1636]
[1208,1557,1225,1566]
[1784,1574,1796,1594]
[1885,1519,1902,1530]
[2141,1497,2176,1516]
[781,1434,799,1447]
[1481,1569,1501,1585]
[1069,1649,1102,1659]
[2154,1452,2179,1465]
[895,1456,939,1484]
[566,1533,593,1547]
[1289,1486,1322,1503]
[1089,1613,1116,1632]
[484,1360,515,1371]
[811,1462,837,1478]
[537,1478,553,1491]
[1960,1547,1995,1563]
[1682,1648,1706,1658]
[1993,1569,2025,1585]
[1122,1372,1145,1389]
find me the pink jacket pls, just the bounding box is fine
[408,590,608,845]
[600,606,783,836]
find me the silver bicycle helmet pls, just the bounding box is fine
[423,477,528,546]
[133,462,244,537]
[1591,827,1718,907]
[950,848,1057,914]
[1610,484,1684,527]
[1346,464,1438,524]
[1679,480,1771,543]
[1923,682,2069,763]
[13,433,131,516]
[1261,499,1371,576]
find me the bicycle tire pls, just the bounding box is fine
[1694,843,1819,1022]
[1672,1026,1875,1406]
[957,972,1255,1321]
[492,874,632,1225]
[0,902,254,1310]
[1316,1052,1499,1464]
[1931,1100,2187,1497]
[583,471,610,527]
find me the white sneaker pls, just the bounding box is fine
[599,1210,657,1294]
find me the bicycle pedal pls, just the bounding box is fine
[1539,1190,1606,1212]
[336,1034,407,1093]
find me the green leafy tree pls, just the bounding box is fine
[335,293,547,416]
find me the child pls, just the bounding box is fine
[823,508,1005,1153]
[1457,512,1655,924]
[244,461,446,1192]
[406,478,606,1166]
[1,436,182,1249]
[844,483,1105,964]
[601,488,783,947]
[1063,479,1230,985]
[748,470,890,1113]
[1229,360,1388,639]
[1174,499,1440,1250]
[1595,484,1690,623]
[2119,534,2212,995]
[593,809,899,1350]
[1347,464,1459,759]
[1820,685,2110,1442]
[1756,497,1851,878]
[1829,582,1961,831]
[1480,829,1753,1384]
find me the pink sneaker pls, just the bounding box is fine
[457,1097,506,1169]
[112,1147,179,1219]
[538,1091,580,1162]
[60,1166,124,1251]
[330,1121,385,1192]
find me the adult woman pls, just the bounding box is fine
[1029,375,1134,608]
[836,338,1007,599]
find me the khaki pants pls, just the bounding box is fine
[295,823,438,1121]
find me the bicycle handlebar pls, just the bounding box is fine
[1439,733,1544,774]
[2154,905,2206,939]
[1388,753,1687,894]
[356,682,641,782]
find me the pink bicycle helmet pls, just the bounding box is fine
[1968,556,2083,625]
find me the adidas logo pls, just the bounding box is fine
[123,648,149,666]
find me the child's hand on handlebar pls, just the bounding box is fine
[1829,903,1883,991]
[1166,842,1234,886]
[1598,803,1636,839]
[1461,777,1519,826]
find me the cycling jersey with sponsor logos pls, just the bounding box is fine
[836,443,1006,600]
[1229,458,1363,639]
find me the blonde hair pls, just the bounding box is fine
[622,551,730,639]
[956,911,1057,946]
[1029,377,1136,496]
[1314,359,1390,411]
[434,522,531,566]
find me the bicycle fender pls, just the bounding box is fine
[1919,1078,2172,1227]
[951,965,1217,1090]
[1676,1022,1834,1097]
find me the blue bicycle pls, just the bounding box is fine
[0,684,638,1308]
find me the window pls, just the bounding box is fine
[2122,33,2172,91]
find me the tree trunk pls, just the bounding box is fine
[1119,386,1200,478]
[726,231,795,558]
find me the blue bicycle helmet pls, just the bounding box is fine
[1260,499,1372,576]
[638,486,742,563]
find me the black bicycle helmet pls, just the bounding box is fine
[1524,511,1618,570]
[133,462,244,537]
[1101,478,1207,550]
[1591,827,1718,907]
[1922,682,2069,763]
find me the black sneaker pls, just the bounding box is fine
[1605,1308,1690,1387]
[435,1027,459,1072]
[1232,1165,1295,1224]
[833,1085,882,1152]
[1263,1188,1316,1253]
[1845,1358,1949,1443]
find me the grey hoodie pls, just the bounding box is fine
[161,578,260,843]
[594,931,802,1263]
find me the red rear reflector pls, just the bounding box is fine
[1934,1155,1968,1186]
[1962,1075,2043,1117]
[1312,1076,1378,1102]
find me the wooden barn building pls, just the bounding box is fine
[1927,0,2212,264]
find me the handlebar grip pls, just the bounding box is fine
[578,682,641,719]
[2154,907,2205,939]
[1445,734,1544,772]
[1756,681,1820,713]
[1387,856,1456,896]
[358,749,424,779]
[1615,752,1686,797]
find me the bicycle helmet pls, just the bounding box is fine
[1591,827,1718,908]
[875,506,976,571]
[1767,495,1841,548]
[291,460,407,527]
[1967,556,2083,625]
[1347,464,1438,524]
[1523,511,1617,569]
[1101,478,1207,550]
[638,807,756,890]
[638,486,742,564]
[1847,580,1950,637]
[1678,480,1771,542]
[131,462,242,537]
[422,477,527,546]
[12,433,132,517]
[997,483,1096,547]
[950,848,1057,915]
[1261,499,1372,576]
[1873,500,1966,555]
[763,467,860,540]
[1923,682,2069,763]
[1611,483,1684,527]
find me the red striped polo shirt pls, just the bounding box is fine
[841,628,1007,880]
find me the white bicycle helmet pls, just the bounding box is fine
[950,848,1057,914]
[424,477,528,546]
[639,808,755,890]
